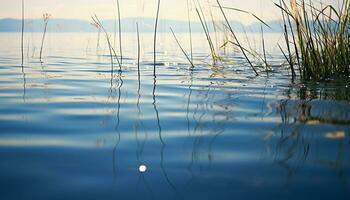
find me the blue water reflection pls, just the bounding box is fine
[0,33,349,200]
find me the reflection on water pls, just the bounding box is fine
[0,33,349,199]
[269,87,350,184]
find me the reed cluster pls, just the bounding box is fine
[277,0,350,81]
[20,0,348,83]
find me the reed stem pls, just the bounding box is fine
[21,0,24,66]
[137,22,140,79]
[187,0,193,63]
[216,0,259,76]
[170,27,195,68]
[39,13,50,62]
[116,0,122,66]
[153,0,161,78]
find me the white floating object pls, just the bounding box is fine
[139,164,147,173]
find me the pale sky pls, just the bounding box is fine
[0,0,340,24]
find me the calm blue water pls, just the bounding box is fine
[0,33,350,200]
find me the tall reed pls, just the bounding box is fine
[39,13,50,62]
[153,0,161,77]
[195,5,217,64]
[116,0,123,65]
[206,0,219,52]
[260,25,268,72]
[187,0,193,63]
[277,0,350,80]
[136,22,141,80]
[21,0,24,66]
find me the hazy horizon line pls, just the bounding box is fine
[0,17,284,33]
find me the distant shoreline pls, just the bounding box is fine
[0,18,283,33]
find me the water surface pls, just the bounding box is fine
[0,33,349,200]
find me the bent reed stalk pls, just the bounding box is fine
[216,0,259,76]
[170,27,195,68]
[91,15,122,73]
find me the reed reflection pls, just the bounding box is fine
[135,22,147,169]
[134,46,153,197]
[268,81,350,182]
[152,69,178,193]
[21,65,26,103]
[185,66,231,186]
[112,68,123,178]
